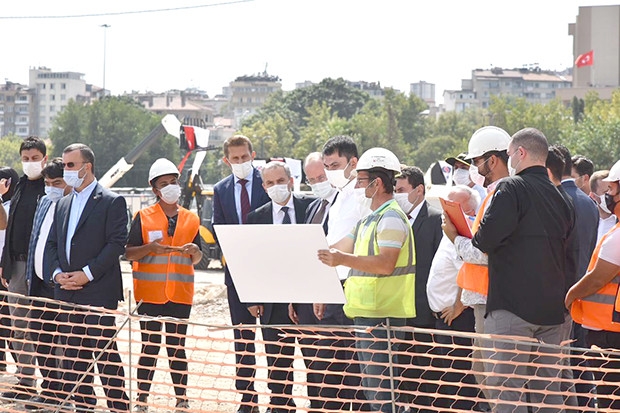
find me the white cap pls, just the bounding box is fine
[603,160,620,182]
[465,126,511,159]
[356,147,401,173]
[148,158,180,185]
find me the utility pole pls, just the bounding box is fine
[101,24,111,96]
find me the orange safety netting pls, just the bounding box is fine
[0,291,617,412]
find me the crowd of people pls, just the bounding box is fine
[0,125,618,413]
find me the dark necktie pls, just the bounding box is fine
[281,206,291,224]
[311,199,329,224]
[238,178,250,224]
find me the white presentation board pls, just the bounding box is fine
[214,224,346,304]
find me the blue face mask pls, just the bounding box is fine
[45,186,65,202]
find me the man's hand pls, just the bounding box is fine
[57,271,89,290]
[148,239,171,255]
[565,288,577,310]
[288,304,299,324]
[247,305,264,318]
[442,214,458,243]
[1,278,7,289]
[441,300,465,326]
[313,303,325,321]
[180,243,200,255]
[318,248,345,267]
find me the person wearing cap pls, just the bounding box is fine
[445,152,486,201]
[470,128,573,413]
[318,147,415,413]
[125,158,202,412]
[566,158,620,411]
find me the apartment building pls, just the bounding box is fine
[228,73,282,127]
[0,82,37,137]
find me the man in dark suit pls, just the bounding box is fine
[44,144,129,413]
[554,145,599,409]
[212,135,270,413]
[394,166,443,410]
[246,161,314,413]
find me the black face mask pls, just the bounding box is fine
[605,193,618,214]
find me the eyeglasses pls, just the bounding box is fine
[62,161,87,169]
[305,175,327,185]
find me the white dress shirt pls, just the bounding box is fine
[427,235,464,312]
[271,196,296,224]
[35,202,56,280]
[233,171,255,224]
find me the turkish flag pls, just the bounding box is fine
[575,50,594,68]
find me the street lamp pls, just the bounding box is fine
[101,24,111,96]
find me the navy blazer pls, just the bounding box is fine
[304,195,337,235]
[411,201,443,327]
[44,183,128,309]
[246,193,315,324]
[212,169,271,287]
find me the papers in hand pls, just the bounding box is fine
[440,198,473,238]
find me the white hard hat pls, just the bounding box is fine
[356,147,401,173]
[149,158,180,184]
[603,160,620,182]
[465,126,511,159]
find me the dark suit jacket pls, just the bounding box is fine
[212,169,270,287]
[561,180,599,285]
[304,195,336,234]
[411,201,443,327]
[44,183,128,309]
[246,193,315,324]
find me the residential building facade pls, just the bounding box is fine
[0,82,37,138]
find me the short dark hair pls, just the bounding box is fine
[322,135,358,161]
[483,150,509,165]
[0,167,19,201]
[63,143,96,174]
[551,145,572,177]
[223,135,253,158]
[511,128,549,162]
[20,136,46,156]
[546,147,565,183]
[368,168,394,194]
[572,155,594,177]
[398,166,425,192]
[42,157,64,180]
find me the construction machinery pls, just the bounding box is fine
[100,114,222,270]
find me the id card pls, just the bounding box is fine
[147,230,164,243]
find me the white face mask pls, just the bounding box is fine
[159,184,181,204]
[453,168,472,186]
[354,187,372,211]
[394,192,416,215]
[325,161,352,189]
[267,184,291,204]
[230,160,253,180]
[310,180,336,200]
[63,165,86,188]
[45,186,65,203]
[508,148,522,177]
[469,164,486,187]
[22,161,43,179]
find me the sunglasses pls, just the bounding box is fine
[62,161,87,169]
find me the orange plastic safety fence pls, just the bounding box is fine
[0,291,618,412]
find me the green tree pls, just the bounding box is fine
[48,97,181,187]
[0,134,25,173]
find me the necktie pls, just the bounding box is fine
[281,206,291,224]
[238,178,250,224]
[311,199,329,224]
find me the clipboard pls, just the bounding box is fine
[440,198,473,238]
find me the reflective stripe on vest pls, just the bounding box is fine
[344,200,416,319]
[456,190,493,295]
[571,222,620,332]
[132,204,200,305]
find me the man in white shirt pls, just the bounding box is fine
[590,170,618,243]
[425,185,485,412]
[24,158,71,411]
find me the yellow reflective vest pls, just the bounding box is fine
[343,200,416,319]
[132,204,200,305]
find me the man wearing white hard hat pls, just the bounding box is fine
[126,158,202,412]
[318,147,415,413]
[566,158,620,411]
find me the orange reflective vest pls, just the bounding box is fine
[132,204,200,305]
[571,222,620,332]
[456,190,493,296]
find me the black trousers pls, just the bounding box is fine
[28,281,62,396]
[585,329,620,410]
[136,302,191,400]
[293,303,369,412]
[57,308,129,412]
[227,283,258,404]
